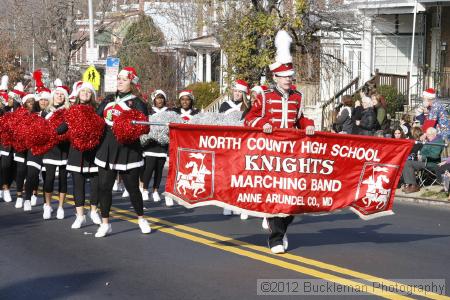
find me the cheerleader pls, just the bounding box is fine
[63,82,102,228]
[0,76,22,203]
[23,89,51,211]
[172,90,199,121]
[94,67,151,237]
[42,80,70,220]
[14,94,39,209]
[140,90,168,202]
[219,80,250,219]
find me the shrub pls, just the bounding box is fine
[183,82,220,109]
[377,85,406,117]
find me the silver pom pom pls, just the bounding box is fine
[189,111,244,126]
[140,111,184,146]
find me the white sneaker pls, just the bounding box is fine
[152,191,161,202]
[15,197,24,208]
[43,204,53,220]
[270,245,285,254]
[3,190,12,202]
[23,200,32,211]
[112,180,119,191]
[283,234,288,251]
[262,217,269,230]
[90,210,102,225]
[240,213,248,220]
[71,215,86,229]
[138,218,151,234]
[56,207,65,219]
[142,190,149,201]
[165,196,174,207]
[122,189,129,198]
[0,190,3,199]
[95,223,112,237]
[223,208,232,216]
[31,195,38,206]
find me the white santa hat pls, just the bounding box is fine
[8,82,26,99]
[76,82,97,101]
[52,78,70,99]
[21,93,36,105]
[0,75,9,91]
[151,89,167,103]
[269,30,295,77]
[118,67,139,85]
[422,88,436,99]
[233,79,250,94]
[37,89,52,101]
[69,81,83,102]
[178,89,194,101]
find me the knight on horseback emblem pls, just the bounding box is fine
[361,166,392,210]
[175,151,214,199]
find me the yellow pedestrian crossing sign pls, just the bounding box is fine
[83,65,100,91]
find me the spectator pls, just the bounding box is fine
[372,93,389,135]
[392,126,406,139]
[356,96,377,136]
[408,126,423,161]
[435,158,450,187]
[415,88,450,138]
[351,97,363,134]
[332,95,353,134]
[400,114,411,138]
[401,127,444,193]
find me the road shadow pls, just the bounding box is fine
[0,270,111,300]
[219,223,450,251]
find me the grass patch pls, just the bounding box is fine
[420,190,449,200]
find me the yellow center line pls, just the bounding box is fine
[55,195,446,299]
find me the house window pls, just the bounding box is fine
[374,36,418,75]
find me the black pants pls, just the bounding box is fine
[1,153,15,187]
[25,166,40,200]
[72,172,99,207]
[44,164,68,194]
[98,167,144,218]
[268,216,294,248]
[140,156,166,190]
[16,161,27,195]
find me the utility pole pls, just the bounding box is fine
[87,0,96,63]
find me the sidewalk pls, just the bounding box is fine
[395,185,450,206]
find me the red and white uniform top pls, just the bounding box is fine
[244,86,314,129]
[102,94,136,126]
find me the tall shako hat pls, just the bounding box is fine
[269,30,294,77]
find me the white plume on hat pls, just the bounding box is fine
[14,82,24,92]
[274,30,293,64]
[54,78,63,88]
[0,75,9,90]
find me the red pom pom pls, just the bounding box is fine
[11,109,32,152]
[112,109,149,144]
[48,109,69,142]
[0,112,15,147]
[25,114,54,155]
[65,105,105,151]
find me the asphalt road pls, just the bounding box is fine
[0,170,449,299]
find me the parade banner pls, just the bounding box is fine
[164,124,414,220]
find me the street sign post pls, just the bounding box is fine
[104,57,120,93]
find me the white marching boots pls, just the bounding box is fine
[122,189,129,198]
[95,223,112,237]
[71,215,86,229]
[43,204,53,219]
[165,196,174,207]
[3,190,12,202]
[23,200,32,211]
[89,210,101,225]
[142,190,149,201]
[138,218,151,234]
[262,217,269,230]
[152,191,161,202]
[15,197,24,208]
[31,195,38,206]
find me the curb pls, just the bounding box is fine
[395,195,450,206]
